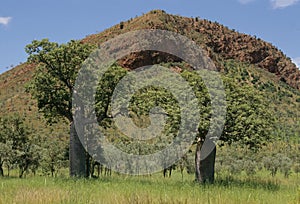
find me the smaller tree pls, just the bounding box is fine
[293,163,300,176]
[0,143,10,176]
[262,155,280,177]
[0,115,36,178]
[278,155,292,178]
[40,132,67,177]
[0,117,10,176]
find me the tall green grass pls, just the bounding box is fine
[0,171,299,204]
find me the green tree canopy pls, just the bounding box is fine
[25,39,95,123]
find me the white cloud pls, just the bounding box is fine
[238,0,256,4]
[238,0,299,8]
[0,17,12,26]
[292,57,300,68]
[270,0,299,9]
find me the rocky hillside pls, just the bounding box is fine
[83,10,300,90]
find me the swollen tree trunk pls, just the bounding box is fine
[195,139,216,183]
[69,121,87,177]
[0,160,4,177]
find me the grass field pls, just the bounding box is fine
[0,171,299,204]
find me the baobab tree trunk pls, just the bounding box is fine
[69,122,87,177]
[195,139,216,183]
[195,141,201,182]
[0,161,4,177]
[86,153,91,177]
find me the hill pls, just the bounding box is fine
[0,9,299,146]
[83,10,300,91]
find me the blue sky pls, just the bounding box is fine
[0,0,299,74]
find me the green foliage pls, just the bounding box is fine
[0,115,38,177]
[221,77,274,149]
[180,70,211,140]
[223,60,300,142]
[25,39,95,123]
[262,155,281,177]
[39,131,68,177]
[261,154,293,178]
[94,65,185,169]
[95,62,274,152]
[216,141,299,179]
[95,64,128,122]
[293,163,300,174]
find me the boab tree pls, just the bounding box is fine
[26,39,94,177]
[194,76,274,183]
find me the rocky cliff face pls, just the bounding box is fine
[196,19,299,89]
[83,10,300,90]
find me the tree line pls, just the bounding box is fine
[0,114,298,178]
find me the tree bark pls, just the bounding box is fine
[69,121,87,177]
[85,153,91,177]
[195,139,216,183]
[0,161,3,177]
[195,141,201,182]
